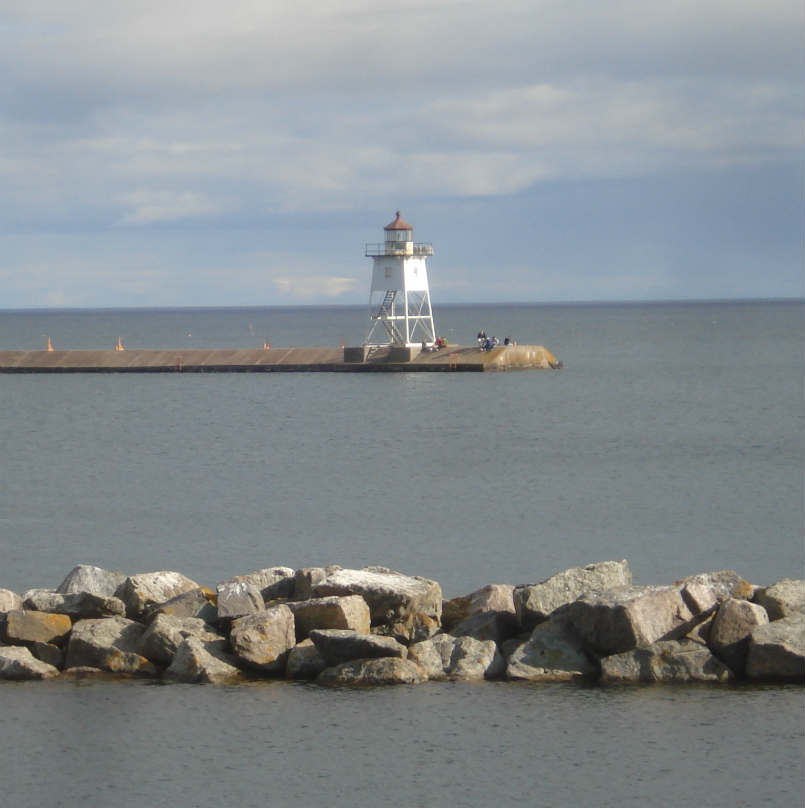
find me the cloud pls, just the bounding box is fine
[118,189,229,225]
[0,0,800,305]
[272,275,359,300]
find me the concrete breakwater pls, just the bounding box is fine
[1,561,803,685]
[0,344,561,373]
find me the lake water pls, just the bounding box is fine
[0,300,803,806]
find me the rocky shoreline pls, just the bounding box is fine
[1,561,803,685]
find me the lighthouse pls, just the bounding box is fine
[364,211,436,348]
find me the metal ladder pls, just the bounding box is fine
[374,289,396,318]
[373,290,404,343]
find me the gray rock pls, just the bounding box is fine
[745,613,805,682]
[675,570,754,609]
[30,642,63,669]
[147,588,217,623]
[137,614,224,665]
[370,613,440,645]
[450,610,520,645]
[225,567,296,600]
[600,639,733,683]
[442,584,515,631]
[407,638,448,679]
[563,584,701,656]
[408,634,503,680]
[56,565,127,597]
[216,580,265,621]
[506,616,598,682]
[286,639,327,680]
[754,579,805,621]
[115,571,200,619]
[60,666,110,679]
[0,589,23,614]
[443,635,505,680]
[293,567,330,601]
[501,632,531,660]
[312,567,442,625]
[4,609,72,646]
[685,615,714,645]
[23,589,126,619]
[65,616,156,675]
[709,598,769,675]
[309,628,407,666]
[164,637,244,684]
[514,560,632,629]
[317,657,427,685]
[229,605,296,673]
[288,595,371,640]
[0,646,60,680]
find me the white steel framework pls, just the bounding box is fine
[364,212,436,347]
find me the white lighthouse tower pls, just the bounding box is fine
[364,211,436,348]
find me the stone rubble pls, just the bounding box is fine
[0,561,802,686]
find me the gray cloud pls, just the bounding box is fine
[0,0,801,306]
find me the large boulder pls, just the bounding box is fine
[4,610,72,646]
[293,567,336,601]
[56,565,127,597]
[23,589,126,620]
[370,613,440,645]
[505,616,598,682]
[675,571,754,611]
[754,579,805,621]
[0,589,23,614]
[65,616,155,675]
[600,639,733,683]
[137,614,224,666]
[745,613,805,682]
[408,634,504,681]
[216,580,265,621]
[225,567,296,600]
[406,637,447,679]
[286,639,328,680]
[288,595,371,640]
[317,657,427,686]
[30,642,63,669]
[164,637,244,684]
[709,598,769,675]
[148,588,217,623]
[450,610,520,646]
[442,584,515,632]
[0,646,60,680]
[514,560,632,630]
[309,629,407,667]
[229,605,296,673]
[311,567,442,626]
[562,584,704,656]
[115,571,200,619]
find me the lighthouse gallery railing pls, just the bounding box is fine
[364,243,434,257]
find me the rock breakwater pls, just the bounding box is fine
[1,561,803,685]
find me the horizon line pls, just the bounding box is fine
[1,296,803,314]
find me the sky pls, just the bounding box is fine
[1,0,802,308]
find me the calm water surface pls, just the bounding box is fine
[1,680,803,808]
[0,300,803,806]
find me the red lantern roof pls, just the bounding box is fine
[384,211,412,231]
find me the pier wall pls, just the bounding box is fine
[0,345,561,373]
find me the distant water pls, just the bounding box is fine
[0,300,803,807]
